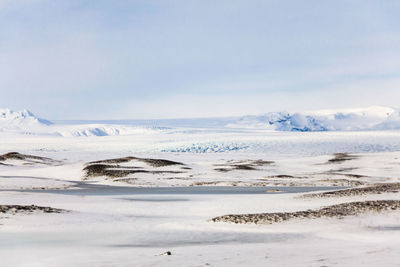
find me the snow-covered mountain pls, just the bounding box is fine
[229,106,400,131]
[2,106,400,136]
[55,125,161,137]
[0,109,162,136]
[0,109,52,130]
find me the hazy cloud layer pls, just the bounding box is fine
[1,0,400,119]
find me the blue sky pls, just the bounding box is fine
[1,0,400,119]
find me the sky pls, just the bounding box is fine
[1,0,400,120]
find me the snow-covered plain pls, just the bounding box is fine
[2,108,400,266]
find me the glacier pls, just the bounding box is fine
[0,109,162,137]
[229,106,400,131]
[2,106,400,136]
[0,108,52,129]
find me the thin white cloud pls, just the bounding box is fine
[0,0,400,119]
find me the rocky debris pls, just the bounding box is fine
[316,179,364,187]
[214,168,231,172]
[0,152,61,165]
[89,157,134,164]
[0,205,65,214]
[137,158,183,168]
[180,166,192,170]
[230,164,257,170]
[83,164,184,178]
[191,181,222,186]
[343,174,365,178]
[325,173,366,179]
[190,181,278,187]
[301,183,400,198]
[327,153,359,164]
[320,171,367,182]
[325,167,358,173]
[163,177,192,180]
[252,160,275,166]
[84,156,185,179]
[211,200,400,224]
[214,159,274,172]
[89,156,183,167]
[270,175,295,178]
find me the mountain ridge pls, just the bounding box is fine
[229,106,400,131]
[2,106,400,135]
[0,108,52,129]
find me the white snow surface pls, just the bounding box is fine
[0,125,400,267]
[2,109,400,266]
[1,148,400,266]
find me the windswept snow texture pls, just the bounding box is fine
[230,106,400,131]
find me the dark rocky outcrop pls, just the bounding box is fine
[212,200,400,224]
[302,183,400,198]
[0,205,65,214]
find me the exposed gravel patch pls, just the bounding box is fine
[251,160,275,166]
[230,164,257,170]
[325,167,358,173]
[83,164,184,178]
[84,156,186,179]
[327,153,359,164]
[264,175,297,179]
[214,168,230,172]
[191,181,222,186]
[301,183,400,198]
[89,156,183,167]
[89,157,135,164]
[316,179,364,187]
[0,205,65,214]
[211,200,400,224]
[213,159,274,172]
[0,152,61,165]
[137,158,183,167]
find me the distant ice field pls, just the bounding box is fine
[2,107,400,160]
[2,129,400,160]
[4,106,400,137]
